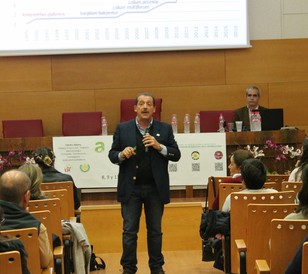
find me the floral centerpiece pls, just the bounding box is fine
[245,139,301,175]
[0,150,26,173]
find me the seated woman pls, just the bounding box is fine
[222,158,278,212]
[288,137,308,182]
[212,149,254,209]
[18,161,47,200]
[32,146,81,210]
[285,164,308,220]
[0,206,30,274]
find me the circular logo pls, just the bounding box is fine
[214,151,223,160]
[80,164,90,172]
[191,151,200,160]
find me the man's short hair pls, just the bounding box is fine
[135,92,156,106]
[0,170,31,204]
[245,86,261,97]
[241,158,266,189]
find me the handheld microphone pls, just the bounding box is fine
[144,128,149,152]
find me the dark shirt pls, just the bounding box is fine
[41,166,81,209]
[0,237,30,274]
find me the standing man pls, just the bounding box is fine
[109,92,181,274]
[233,86,267,131]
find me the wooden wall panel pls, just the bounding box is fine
[225,39,308,84]
[0,56,51,92]
[51,50,226,90]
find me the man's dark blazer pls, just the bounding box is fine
[233,106,267,131]
[108,119,181,204]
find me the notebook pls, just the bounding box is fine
[259,108,284,131]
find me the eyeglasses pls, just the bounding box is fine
[247,94,258,97]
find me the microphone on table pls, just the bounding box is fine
[144,128,149,152]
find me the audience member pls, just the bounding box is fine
[288,137,308,182]
[0,205,30,274]
[285,164,308,219]
[233,86,267,131]
[0,170,53,269]
[222,158,277,212]
[211,149,254,209]
[32,146,81,210]
[18,162,47,200]
[285,234,308,274]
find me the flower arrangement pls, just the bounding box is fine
[0,150,26,173]
[245,139,302,174]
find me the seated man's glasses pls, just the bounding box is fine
[247,94,258,97]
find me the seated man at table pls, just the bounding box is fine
[233,85,267,131]
[222,158,277,212]
[0,169,53,269]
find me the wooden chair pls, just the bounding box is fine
[228,191,296,274]
[219,182,278,210]
[41,181,80,221]
[235,203,298,274]
[207,176,231,209]
[0,251,22,274]
[266,174,289,190]
[281,181,303,196]
[255,219,308,274]
[1,227,53,274]
[42,189,70,220]
[29,198,71,274]
[303,242,308,274]
[31,210,64,274]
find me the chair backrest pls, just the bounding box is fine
[28,198,63,241]
[41,181,75,218]
[281,181,303,196]
[266,174,289,191]
[62,111,102,136]
[219,183,245,210]
[120,98,162,122]
[303,242,308,274]
[1,227,41,274]
[246,203,298,274]
[269,219,308,274]
[207,176,231,209]
[2,119,44,138]
[42,189,70,220]
[30,210,53,247]
[230,191,296,274]
[199,110,235,132]
[0,251,22,274]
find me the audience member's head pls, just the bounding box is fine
[241,158,267,189]
[0,170,31,208]
[32,146,55,168]
[297,164,308,217]
[229,149,254,176]
[18,162,44,200]
[245,85,261,109]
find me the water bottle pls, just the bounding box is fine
[171,114,178,134]
[183,114,190,133]
[218,113,225,132]
[101,116,108,136]
[255,111,262,131]
[194,113,200,133]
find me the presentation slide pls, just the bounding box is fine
[0,0,250,56]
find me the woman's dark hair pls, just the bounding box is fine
[241,158,267,189]
[32,146,55,168]
[232,149,254,168]
[296,164,308,217]
[295,138,308,180]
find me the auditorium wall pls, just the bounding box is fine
[0,38,308,137]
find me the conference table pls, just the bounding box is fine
[0,129,305,194]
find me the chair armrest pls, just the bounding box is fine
[235,239,247,252]
[255,259,270,274]
[42,267,53,274]
[235,239,247,274]
[53,246,64,258]
[69,216,77,223]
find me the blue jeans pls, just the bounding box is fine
[120,184,165,273]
